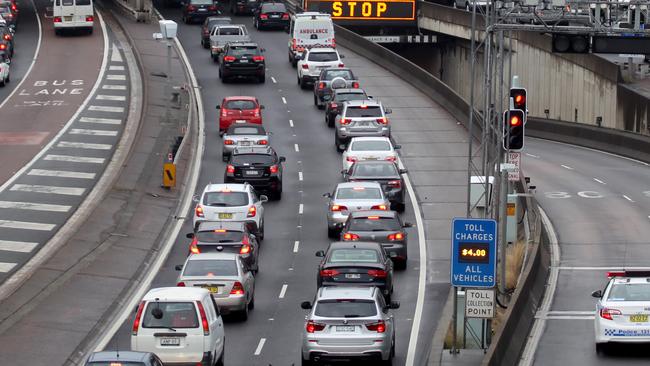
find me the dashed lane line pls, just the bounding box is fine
[0,219,55,231]
[561,164,574,170]
[57,141,113,150]
[298,171,303,181]
[623,195,635,202]
[293,241,299,253]
[289,119,294,127]
[44,155,105,164]
[593,178,606,185]
[294,143,299,152]
[271,76,277,83]
[108,65,125,71]
[0,200,71,212]
[96,94,127,101]
[298,203,303,215]
[70,128,119,137]
[102,85,127,90]
[10,184,85,196]
[79,117,122,125]
[88,105,125,113]
[279,284,288,299]
[106,74,126,81]
[282,97,287,104]
[0,240,38,253]
[254,338,266,356]
[28,169,95,179]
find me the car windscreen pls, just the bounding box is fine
[335,92,367,102]
[142,302,199,328]
[345,106,382,118]
[328,249,380,263]
[261,3,286,11]
[315,299,377,318]
[607,283,650,301]
[336,187,382,200]
[219,27,242,35]
[308,52,338,62]
[203,191,249,207]
[349,217,401,231]
[351,162,398,178]
[184,259,239,276]
[76,0,91,5]
[196,230,244,243]
[351,140,391,151]
[231,154,274,166]
[229,126,265,135]
[224,100,257,110]
[324,70,353,81]
[229,46,259,57]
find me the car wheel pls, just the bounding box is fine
[258,75,265,83]
[313,95,318,106]
[395,258,407,270]
[222,153,228,162]
[248,295,255,310]
[240,301,249,321]
[596,343,607,355]
[301,356,312,366]
[215,349,224,366]
[327,227,338,238]
[0,77,5,87]
[335,135,345,152]
[271,188,282,201]
[258,221,264,241]
[299,76,306,89]
[393,202,406,213]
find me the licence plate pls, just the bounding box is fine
[239,141,251,146]
[271,14,280,18]
[240,59,249,63]
[345,273,361,279]
[160,337,180,346]
[64,16,72,21]
[244,170,259,176]
[198,8,207,11]
[205,286,220,293]
[236,120,247,124]
[336,325,355,332]
[630,314,648,322]
[218,212,233,219]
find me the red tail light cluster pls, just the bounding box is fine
[330,102,338,109]
[208,5,217,11]
[269,165,279,174]
[318,82,326,90]
[371,205,388,210]
[342,233,359,241]
[247,205,256,218]
[366,320,386,333]
[189,238,200,254]
[260,14,268,19]
[302,64,309,69]
[230,281,245,295]
[86,15,94,22]
[338,63,345,67]
[367,269,387,278]
[257,140,268,145]
[346,156,357,163]
[376,117,388,124]
[306,320,326,333]
[226,165,235,174]
[599,307,621,320]
[388,232,404,241]
[320,269,339,277]
[282,13,289,20]
[224,139,235,145]
[53,16,61,22]
[132,301,146,335]
[195,205,204,218]
[330,205,347,212]
[177,281,186,287]
[196,301,210,335]
[223,56,236,62]
[352,82,360,88]
[187,5,196,11]
[385,156,397,162]
[387,180,401,188]
[240,244,251,254]
[340,118,352,125]
[3,34,11,40]
[253,55,265,62]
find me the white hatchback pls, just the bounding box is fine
[131,287,225,366]
[342,137,400,171]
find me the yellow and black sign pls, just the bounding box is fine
[163,162,176,188]
[305,0,416,25]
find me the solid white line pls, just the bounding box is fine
[0,0,42,111]
[279,284,288,298]
[298,171,303,181]
[88,105,125,113]
[110,43,123,63]
[102,84,127,90]
[282,97,287,104]
[271,76,277,83]
[530,137,650,167]
[294,143,299,152]
[293,240,300,253]
[0,240,38,253]
[0,200,71,212]
[623,195,635,202]
[540,315,594,320]
[11,184,85,196]
[109,65,125,71]
[402,156,427,366]
[556,266,650,270]
[0,263,17,273]
[96,94,127,101]
[546,310,593,315]
[298,203,304,214]
[58,141,112,150]
[106,74,126,81]
[28,169,95,179]
[0,219,55,231]
[525,153,539,158]
[593,178,606,185]
[561,164,574,170]
[80,116,122,125]
[254,338,266,356]
[289,119,294,127]
[70,128,118,137]
[45,155,105,164]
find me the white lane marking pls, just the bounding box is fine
[282,97,287,104]
[106,74,126,81]
[45,155,105,164]
[539,315,594,320]
[80,116,122,125]
[556,266,650,270]
[70,128,119,137]
[102,84,127,90]
[525,153,539,158]
[545,310,593,315]
[271,76,277,83]
[96,94,127,101]
[0,240,38,253]
[279,284,288,299]
[28,169,95,179]
[293,241,300,253]
[0,263,17,273]
[561,164,574,170]
[289,119,294,127]
[254,338,266,356]
[402,156,427,366]
[0,200,71,212]
[623,195,635,202]
[110,43,123,62]
[298,171,303,181]
[593,178,606,185]
[530,137,650,167]
[0,220,55,231]
[298,203,303,215]
[58,141,112,150]
[109,65,125,71]
[11,184,85,196]
[294,143,299,152]
[88,105,125,113]
[519,206,560,366]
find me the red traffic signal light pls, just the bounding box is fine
[509,114,522,127]
[503,109,525,151]
[510,88,527,111]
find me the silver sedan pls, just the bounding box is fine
[324,181,390,238]
[222,123,269,161]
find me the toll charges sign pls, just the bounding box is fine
[451,218,497,288]
[304,0,416,24]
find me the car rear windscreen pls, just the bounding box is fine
[352,162,398,177]
[346,106,382,118]
[184,259,239,276]
[219,27,242,35]
[351,140,390,151]
[142,302,199,328]
[336,187,382,200]
[231,154,274,165]
[308,52,338,62]
[336,92,366,102]
[350,217,401,231]
[324,70,353,80]
[329,249,379,263]
[262,3,286,11]
[196,230,244,243]
[224,100,257,109]
[203,191,249,207]
[229,46,259,57]
[607,283,650,301]
[315,299,377,317]
[229,126,265,135]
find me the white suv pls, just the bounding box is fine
[192,183,267,239]
[296,47,343,89]
[131,287,225,366]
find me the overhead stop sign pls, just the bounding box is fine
[451,218,497,288]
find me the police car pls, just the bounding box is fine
[592,270,650,352]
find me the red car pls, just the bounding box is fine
[217,96,264,134]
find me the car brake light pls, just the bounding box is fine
[86,15,93,22]
[224,139,235,145]
[187,5,196,10]
[208,5,217,10]
[196,301,210,336]
[260,14,268,19]
[599,307,622,321]
[240,244,251,254]
[227,165,235,174]
[376,117,388,124]
[371,205,388,210]
[607,271,625,278]
[223,56,236,62]
[132,301,145,335]
[177,281,185,287]
[385,156,397,162]
[53,16,61,22]
[195,205,204,218]
[367,216,380,220]
[330,205,347,212]
[366,320,386,333]
[257,140,268,145]
[0,44,5,50]
[253,55,265,62]
[330,102,338,108]
[388,232,404,241]
[346,156,357,163]
[342,233,359,241]
[230,281,245,295]
[338,63,345,67]
[189,238,200,254]
[11,4,15,10]
[388,180,401,188]
[3,34,10,40]
[247,205,256,218]
[292,38,297,50]
[318,82,326,90]
[352,82,360,88]
[320,269,340,277]
[306,320,326,333]
[269,165,279,174]
[340,118,352,125]
[368,269,387,278]
[302,64,309,69]
[282,13,289,20]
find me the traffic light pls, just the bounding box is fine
[510,87,527,111]
[552,34,590,53]
[503,109,525,151]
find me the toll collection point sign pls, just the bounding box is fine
[451,218,497,288]
[465,289,495,318]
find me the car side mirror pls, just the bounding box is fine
[192,195,199,203]
[340,54,345,58]
[367,95,373,99]
[215,105,221,109]
[591,290,602,298]
[399,169,408,174]
[186,233,194,239]
[260,105,265,109]
[175,264,183,271]
[315,250,325,257]
[323,192,331,198]
[387,301,400,310]
[300,301,312,310]
[260,195,268,202]
[385,108,392,114]
[403,222,414,228]
[393,144,401,149]
[279,156,286,163]
[295,55,302,60]
[341,169,348,176]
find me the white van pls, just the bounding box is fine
[131,287,226,366]
[52,0,94,35]
[287,12,334,66]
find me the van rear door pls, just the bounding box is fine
[293,18,334,51]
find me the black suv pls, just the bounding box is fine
[325,88,369,127]
[187,221,260,273]
[253,2,289,30]
[181,0,220,24]
[225,146,285,200]
[219,42,266,83]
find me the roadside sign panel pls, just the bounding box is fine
[508,152,520,182]
[465,288,495,318]
[451,218,497,288]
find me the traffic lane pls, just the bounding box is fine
[0,0,103,186]
[0,0,39,103]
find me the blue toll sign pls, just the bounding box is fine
[451,218,497,288]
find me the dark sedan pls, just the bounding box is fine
[339,210,413,270]
[230,0,260,14]
[181,0,220,24]
[313,68,359,109]
[224,146,285,200]
[187,221,259,273]
[315,241,394,299]
[253,2,289,30]
[325,88,369,127]
[85,351,163,366]
[343,160,407,212]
